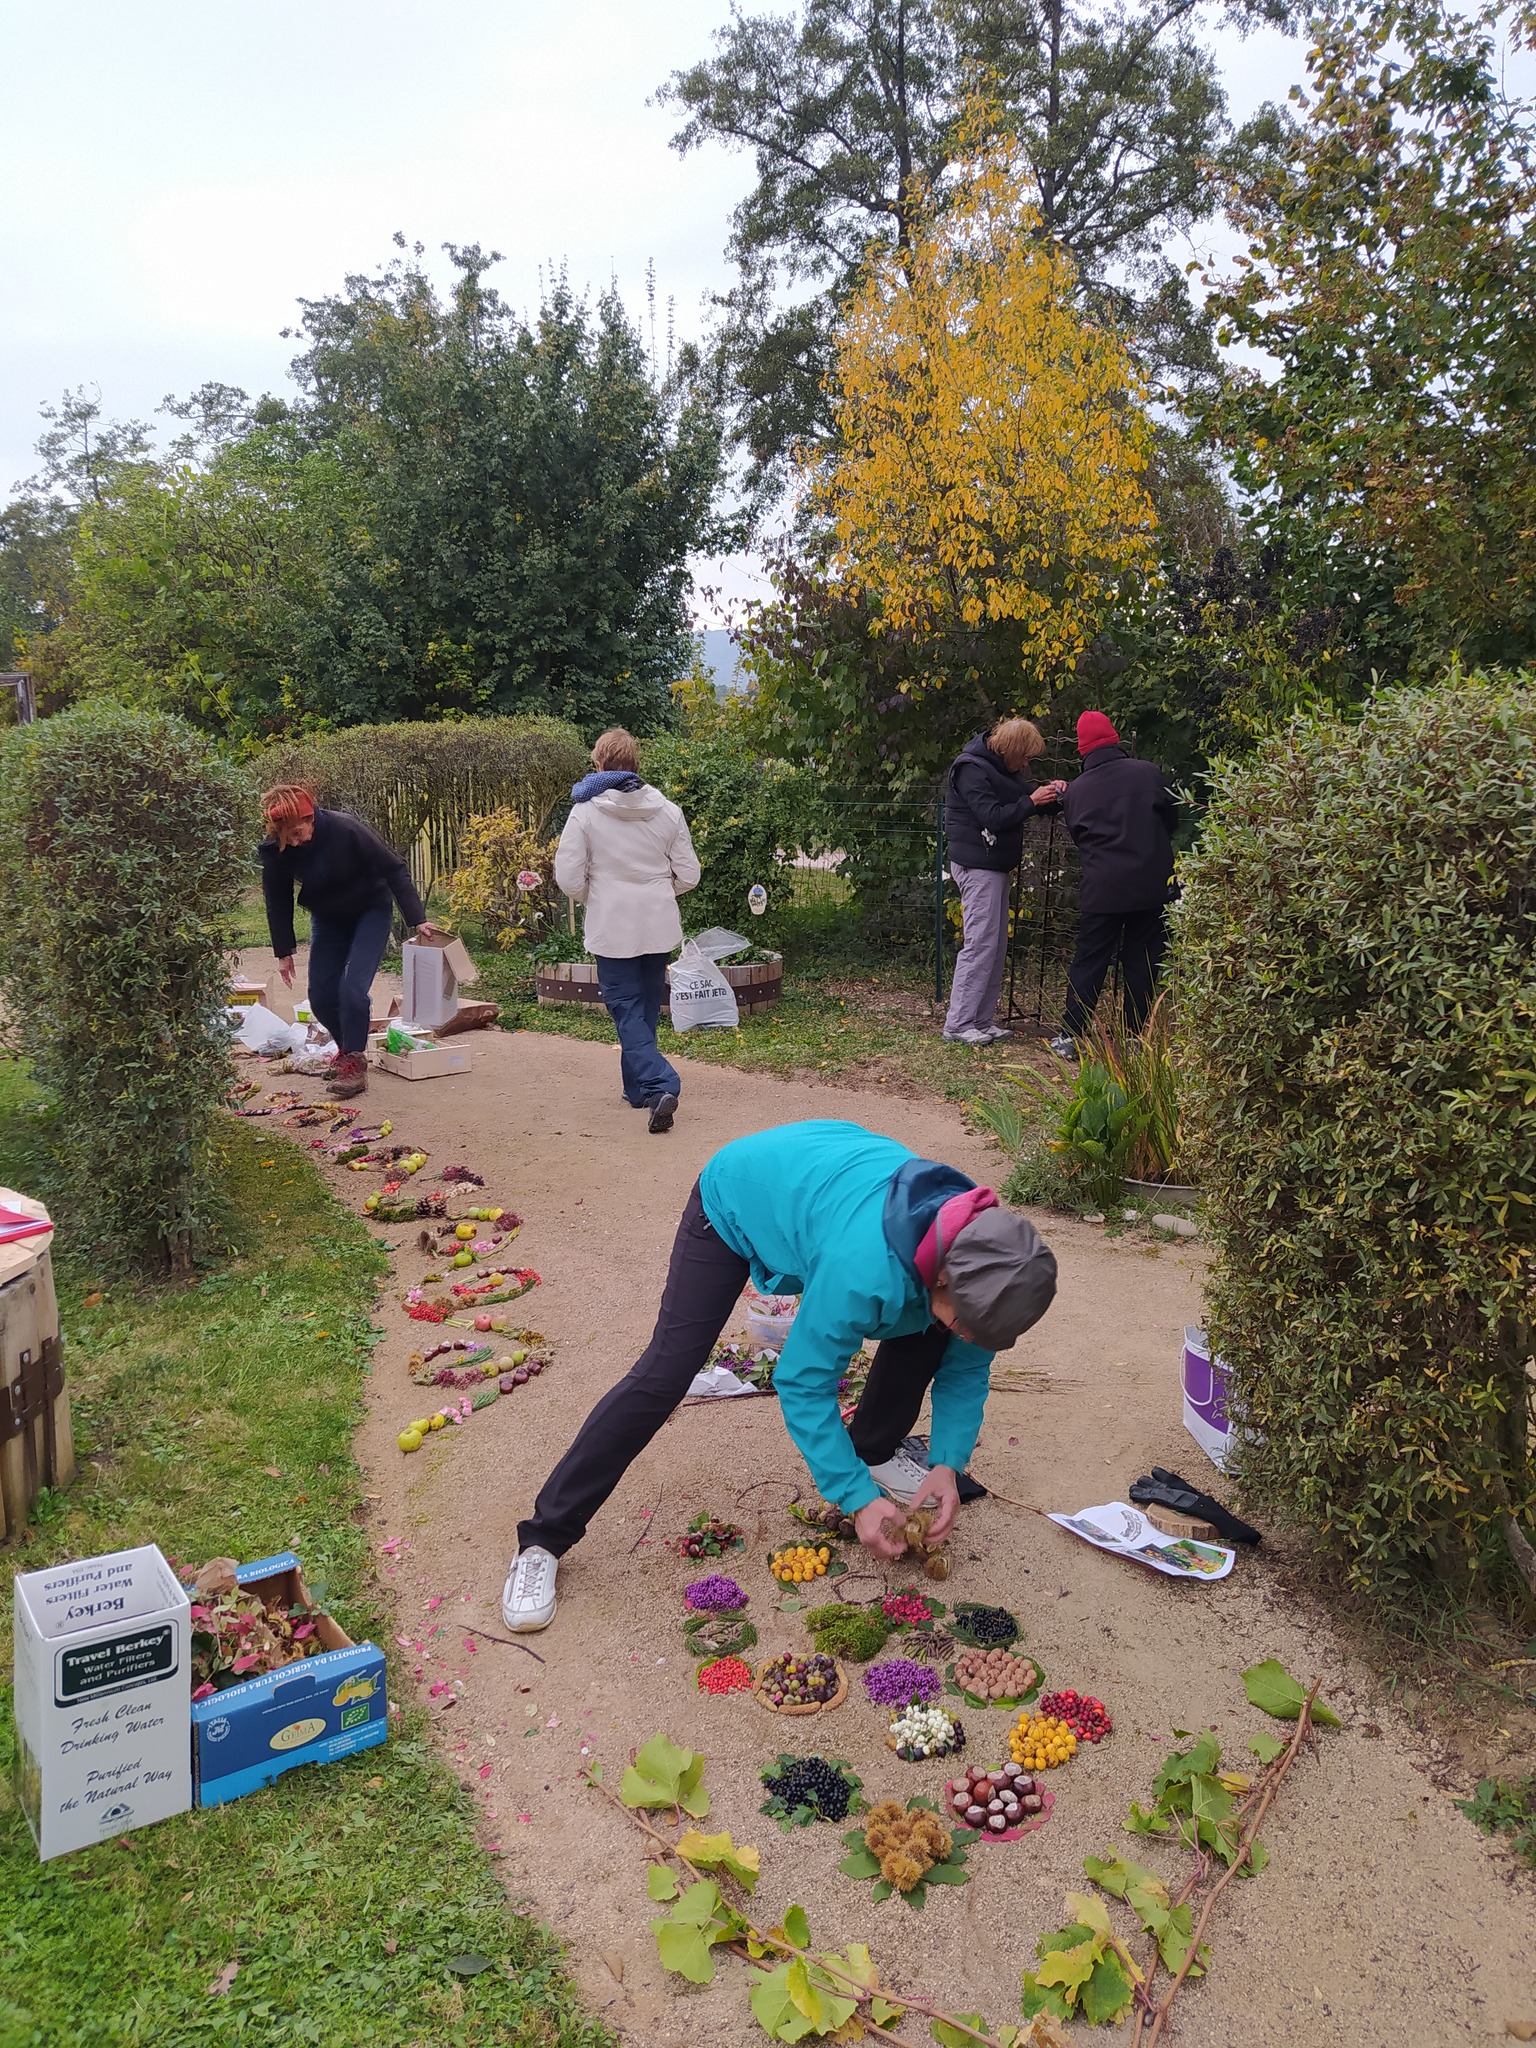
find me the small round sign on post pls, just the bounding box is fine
[748,884,767,916]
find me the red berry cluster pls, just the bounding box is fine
[1039,1689,1112,1741]
[697,1655,755,1695]
[882,1589,933,1626]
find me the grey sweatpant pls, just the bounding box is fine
[944,861,1011,1035]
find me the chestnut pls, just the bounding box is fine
[988,1813,1007,1831]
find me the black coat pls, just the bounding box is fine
[259,807,427,956]
[944,736,1044,872]
[1053,747,1179,914]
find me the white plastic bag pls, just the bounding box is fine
[668,939,739,1032]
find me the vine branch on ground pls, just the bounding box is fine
[583,1761,1022,2046]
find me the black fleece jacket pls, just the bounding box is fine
[945,735,1044,871]
[1045,746,1179,914]
[259,807,427,957]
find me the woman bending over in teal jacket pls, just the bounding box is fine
[503,1120,1058,1632]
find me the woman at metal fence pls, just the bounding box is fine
[554,728,701,1134]
[1042,711,1180,1059]
[501,1118,1058,1632]
[259,784,441,1100]
[942,718,1065,1045]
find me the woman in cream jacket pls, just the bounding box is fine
[554,728,701,1132]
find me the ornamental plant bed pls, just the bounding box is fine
[754,1653,848,1716]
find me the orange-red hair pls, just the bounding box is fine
[261,783,317,850]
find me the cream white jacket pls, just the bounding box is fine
[554,784,701,958]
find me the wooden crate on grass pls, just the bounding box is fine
[0,1191,74,1542]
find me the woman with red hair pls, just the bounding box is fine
[258,785,438,1097]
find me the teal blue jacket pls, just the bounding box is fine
[700,1120,993,1512]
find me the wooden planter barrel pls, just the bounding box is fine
[536,955,783,1016]
[0,1192,74,1542]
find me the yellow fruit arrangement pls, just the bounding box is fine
[1008,1711,1078,1771]
[770,1543,832,1584]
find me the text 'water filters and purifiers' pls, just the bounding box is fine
[13,1544,191,1859]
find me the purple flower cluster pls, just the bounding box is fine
[862,1658,941,1708]
[684,1574,748,1612]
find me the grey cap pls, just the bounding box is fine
[939,1207,1057,1351]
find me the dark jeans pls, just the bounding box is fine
[518,1183,951,1557]
[1063,906,1168,1039]
[596,952,681,1107]
[307,903,394,1053]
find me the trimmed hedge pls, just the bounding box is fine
[262,715,587,905]
[1175,677,1536,1600]
[0,703,251,1274]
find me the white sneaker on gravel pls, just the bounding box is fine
[867,1452,934,1506]
[502,1545,559,1631]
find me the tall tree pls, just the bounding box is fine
[661,0,1282,483]
[32,246,730,741]
[1203,0,1536,671]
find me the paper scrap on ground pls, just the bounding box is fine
[1048,1501,1236,1580]
[685,1364,758,1398]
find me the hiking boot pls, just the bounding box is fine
[330,1051,368,1098]
[502,1545,558,1631]
[648,1092,679,1134]
[866,1450,934,1506]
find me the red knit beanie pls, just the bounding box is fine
[1076,711,1120,756]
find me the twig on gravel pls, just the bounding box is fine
[968,1474,1048,1517]
[734,1478,803,1509]
[833,1572,885,1603]
[584,1763,1011,2047]
[629,1491,663,1554]
[461,1626,545,1663]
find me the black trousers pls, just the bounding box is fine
[1063,906,1168,1039]
[518,1182,950,1557]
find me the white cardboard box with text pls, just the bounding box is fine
[13,1544,191,1859]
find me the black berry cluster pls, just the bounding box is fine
[957,1604,1018,1646]
[762,1755,854,1822]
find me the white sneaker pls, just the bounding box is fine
[942,1027,992,1046]
[501,1545,559,1631]
[866,1451,933,1506]
[1047,1033,1079,1062]
[982,1025,1014,1041]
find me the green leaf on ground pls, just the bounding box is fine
[621,1733,710,1816]
[1242,1658,1341,1726]
[1248,1731,1287,1765]
[1080,1952,1137,2024]
[646,1864,679,1901]
[675,1827,760,1892]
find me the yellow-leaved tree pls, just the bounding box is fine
[810,128,1157,705]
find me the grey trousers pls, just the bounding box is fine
[945,862,1011,1034]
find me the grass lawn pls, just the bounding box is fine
[0,1063,608,2048]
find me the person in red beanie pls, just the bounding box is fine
[1039,713,1179,1057]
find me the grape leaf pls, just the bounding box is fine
[621,1733,710,1816]
[1080,1952,1137,2025]
[1021,1974,1073,2021]
[646,1864,679,1901]
[1242,1659,1341,1727]
[675,1828,761,1893]
[1083,1853,1166,1907]
[652,1917,717,1984]
[787,1956,823,2025]
[1125,1800,1171,1835]
[839,1942,877,1989]
[783,1904,811,1949]
[1034,1938,1097,1997]
[1248,1731,1286,1765]
[1062,1893,1119,1946]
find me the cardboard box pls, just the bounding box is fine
[13,1544,192,1860]
[401,933,478,1031]
[191,1552,385,1808]
[366,1036,473,1081]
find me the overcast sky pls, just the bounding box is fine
[1,1,1306,621]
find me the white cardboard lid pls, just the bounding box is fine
[16,1544,188,1639]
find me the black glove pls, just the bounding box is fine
[1129,1467,1261,1546]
